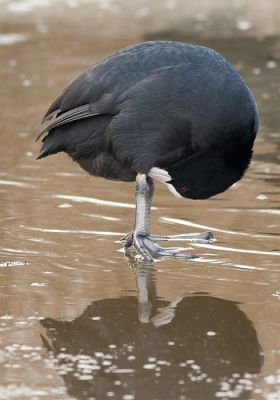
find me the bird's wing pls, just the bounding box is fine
[36,69,147,142]
[41,42,152,123]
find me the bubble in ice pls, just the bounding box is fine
[22,80,31,87]
[143,363,156,369]
[67,0,79,7]
[252,68,261,75]
[236,20,252,31]
[137,7,150,17]
[267,61,277,68]
[165,0,176,9]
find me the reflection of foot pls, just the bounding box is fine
[150,297,183,327]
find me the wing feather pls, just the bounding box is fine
[41,109,60,123]
[37,104,97,141]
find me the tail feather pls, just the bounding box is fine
[36,139,63,159]
[36,129,66,160]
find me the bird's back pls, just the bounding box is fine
[40,41,233,124]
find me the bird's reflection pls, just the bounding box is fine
[40,259,263,400]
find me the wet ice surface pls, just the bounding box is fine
[1,5,280,400]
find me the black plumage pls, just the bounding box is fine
[37,41,258,261]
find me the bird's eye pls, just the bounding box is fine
[181,187,187,193]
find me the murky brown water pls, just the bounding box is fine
[1,3,280,400]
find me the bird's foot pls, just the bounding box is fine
[120,232,199,262]
[120,231,214,245]
[147,231,215,244]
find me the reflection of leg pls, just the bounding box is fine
[121,174,199,262]
[134,267,152,323]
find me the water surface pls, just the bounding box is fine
[1,7,280,400]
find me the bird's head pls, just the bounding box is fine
[164,139,255,200]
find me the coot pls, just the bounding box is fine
[37,41,259,262]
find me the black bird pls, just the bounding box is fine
[37,41,259,262]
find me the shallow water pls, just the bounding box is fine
[1,5,280,400]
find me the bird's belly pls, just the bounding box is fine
[75,152,137,182]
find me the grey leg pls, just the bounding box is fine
[121,174,200,262]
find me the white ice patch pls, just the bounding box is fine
[148,167,183,199]
[0,33,28,45]
[6,1,53,14]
